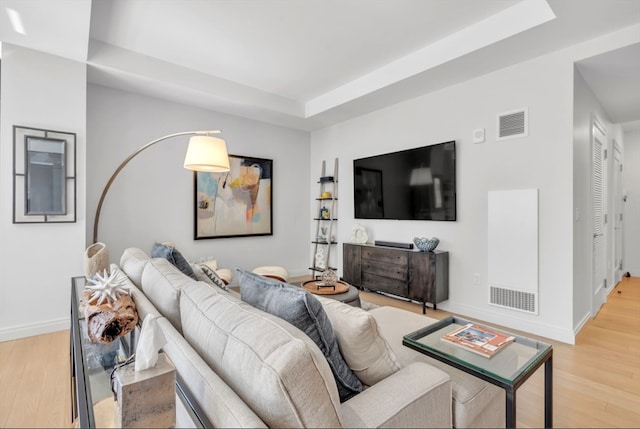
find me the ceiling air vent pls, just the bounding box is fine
[497,108,528,141]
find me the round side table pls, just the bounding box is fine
[301,280,361,307]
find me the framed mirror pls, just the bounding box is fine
[13,125,76,223]
[26,136,67,215]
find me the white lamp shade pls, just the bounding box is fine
[184,136,230,172]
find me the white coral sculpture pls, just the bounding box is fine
[85,269,131,305]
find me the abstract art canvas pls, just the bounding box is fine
[195,155,273,239]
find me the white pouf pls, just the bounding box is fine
[252,266,289,282]
[216,268,233,285]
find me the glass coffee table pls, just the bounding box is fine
[403,316,552,428]
[70,276,210,428]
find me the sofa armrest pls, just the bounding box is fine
[340,362,452,429]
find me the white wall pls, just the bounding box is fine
[310,26,639,344]
[311,49,576,343]
[0,44,86,341]
[623,128,640,275]
[87,85,310,280]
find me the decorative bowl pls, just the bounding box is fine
[413,237,439,252]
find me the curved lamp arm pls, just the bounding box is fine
[92,130,226,244]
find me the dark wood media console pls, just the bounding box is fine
[343,243,449,313]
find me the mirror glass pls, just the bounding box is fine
[26,136,66,215]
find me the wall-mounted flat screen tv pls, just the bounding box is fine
[353,141,456,221]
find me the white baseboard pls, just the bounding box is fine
[573,312,591,338]
[0,317,69,342]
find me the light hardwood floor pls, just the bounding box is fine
[1,277,638,428]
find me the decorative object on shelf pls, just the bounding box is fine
[318,226,328,242]
[195,154,273,239]
[81,268,137,343]
[315,247,326,269]
[320,206,330,219]
[413,236,440,252]
[92,130,230,244]
[13,125,77,224]
[319,269,339,288]
[83,242,110,280]
[321,191,332,198]
[82,293,138,343]
[85,269,131,306]
[351,224,369,244]
[320,176,334,182]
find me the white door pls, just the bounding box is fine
[591,117,607,315]
[613,142,624,283]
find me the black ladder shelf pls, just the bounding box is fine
[310,158,338,277]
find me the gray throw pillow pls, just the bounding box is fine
[238,269,363,402]
[151,242,197,280]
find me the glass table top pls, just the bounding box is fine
[403,316,552,386]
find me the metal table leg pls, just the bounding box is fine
[506,387,516,428]
[545,354,553,428]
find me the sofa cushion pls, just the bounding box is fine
[151,242,197,280]
[119,247,150,288]
[180,281,344,428]
[316,295,402,386]
[140,258,196,332]
[238,270,363,402]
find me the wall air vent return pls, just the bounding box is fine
[497,108,528,141]
[488,189,538,315]
[490,286,537,314]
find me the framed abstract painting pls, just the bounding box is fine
[194,154,273,239]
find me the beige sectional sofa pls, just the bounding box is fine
[116,247,504,428]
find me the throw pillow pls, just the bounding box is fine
[151,242,197,280]
[238,269,363,402]
[316,295,403,386]
[190,263,214,285]
[199,263,229,291]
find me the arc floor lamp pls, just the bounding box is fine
[92,130,230,244]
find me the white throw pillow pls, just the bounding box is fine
[316,296,402,386]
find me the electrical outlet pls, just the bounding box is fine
[473,273,481,285]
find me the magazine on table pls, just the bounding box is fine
[442,323,515,358]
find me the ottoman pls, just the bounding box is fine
[252,266,289,282]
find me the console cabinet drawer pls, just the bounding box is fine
[362,248,408,266]
[362,272,408,297]
[361,261,408,282]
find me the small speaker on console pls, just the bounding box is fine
[374,240,414,249]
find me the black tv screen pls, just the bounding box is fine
[353,141,456,221]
